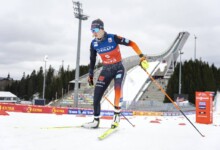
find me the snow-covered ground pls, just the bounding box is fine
[0,111,220,150]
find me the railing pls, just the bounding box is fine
[126,100,195,112]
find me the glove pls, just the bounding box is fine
[88,75,94,86]
[140,56,149,70]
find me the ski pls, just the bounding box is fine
[40,125,82,129]
[98,127,118,140]
[14,125,83,130]
[14,125,108,130]
[41,125,108,130]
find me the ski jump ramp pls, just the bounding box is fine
[101,32,190,110]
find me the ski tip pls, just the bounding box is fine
[98,137,103,140]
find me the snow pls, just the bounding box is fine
[0,112,220,150]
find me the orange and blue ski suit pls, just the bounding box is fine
[89,32,143,117]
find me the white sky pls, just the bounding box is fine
[0,0,220,80]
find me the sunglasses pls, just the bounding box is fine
[91,28,100,33]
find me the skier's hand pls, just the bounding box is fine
[140,56,149,70]
[88,75,94,86]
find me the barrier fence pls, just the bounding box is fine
[0,103,195,116]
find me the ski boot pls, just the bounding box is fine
[82,117,100,129]
[111,112,120,129]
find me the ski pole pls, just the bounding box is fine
[143,69,205,137]
[104,96,135,127]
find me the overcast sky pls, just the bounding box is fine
[0,0,220,80]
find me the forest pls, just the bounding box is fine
[164,59,220,104]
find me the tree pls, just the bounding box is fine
[36,67,44,98]
[165,59,219,104]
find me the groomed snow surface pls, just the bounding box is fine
[1,112,220,150]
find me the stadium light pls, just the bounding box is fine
[43,55,48,100]
[72,1,88,107]
[194,35,197,60]
[179,50,183,95]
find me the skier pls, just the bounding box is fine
[82,19,149,129]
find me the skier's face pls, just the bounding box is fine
[92,28,104,39]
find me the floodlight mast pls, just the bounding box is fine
[72,1,88,107]
[43,55,48,100]
[194,35,197,60]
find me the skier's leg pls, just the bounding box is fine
[111,66,125,128]
[82,69,113,128]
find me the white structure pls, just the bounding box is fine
[0,91,19,103]
[214,91,220,113]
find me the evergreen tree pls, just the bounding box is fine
[18,72,26,99]
[165,60,219,104]
[45,65,55,100]
[36,67,44,98]
[26,75,34,99]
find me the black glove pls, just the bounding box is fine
[88,75,94,86]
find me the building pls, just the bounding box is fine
[0,75,13,91]
[0,91,19,103]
